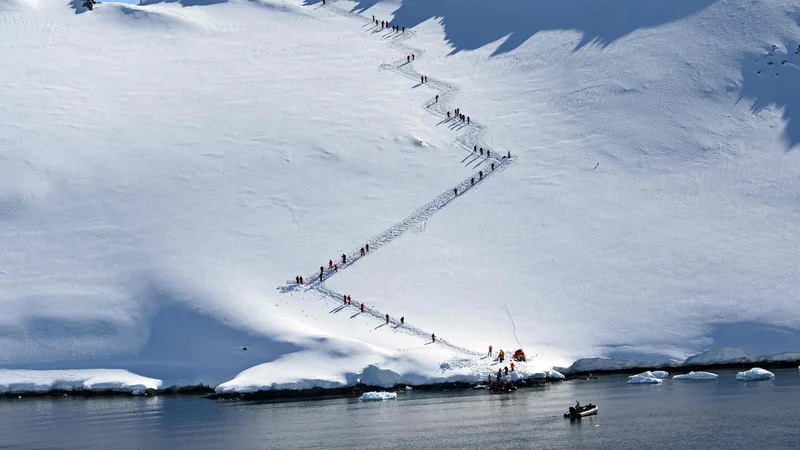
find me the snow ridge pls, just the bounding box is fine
[279,0,516,357]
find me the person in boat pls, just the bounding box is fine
[575,401,581,410]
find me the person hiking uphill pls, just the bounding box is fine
[385,314,390,324]
[329,260,333,269]
[431,333,436,343]
[435,95,439,103]
[366,243,370,252]
[400,316,404,324]
[360,247,365,256]
[360,303,365,313]
[342,254,347,264]
[296,276,300,284]
[488,345,493,356]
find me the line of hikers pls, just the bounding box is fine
[300,244,373,283]
[373,15,406,33]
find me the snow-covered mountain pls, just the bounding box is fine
[1,0,798,391]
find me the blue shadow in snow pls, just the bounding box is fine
[708,321,800,357]
[4,290,303,386]
[139,0,227,6]
[328,0,717,55]
[738,43,800,150]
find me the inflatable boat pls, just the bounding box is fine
[564,404,598,419]
[489,381,517,393]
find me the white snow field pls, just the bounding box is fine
[735,367,775,381]
[1,0,800,392]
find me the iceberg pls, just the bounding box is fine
[673,371,718,380]
[359,391,397,401]
[629,371,669,379]
[735,368,775,381]
[627,374,663,384]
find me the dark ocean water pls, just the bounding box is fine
[1,369,799,449]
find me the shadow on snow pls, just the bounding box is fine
[307,0,717,55]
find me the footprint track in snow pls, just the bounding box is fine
[280,0,517,356]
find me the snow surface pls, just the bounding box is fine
[683,348,751,366]
[735,368,775,381]
[0,369,162,395]
[1,0,800,392]
[627,374,663,385]
[673,371,718,381]
[629,371,669,379]
[359,391,397,401]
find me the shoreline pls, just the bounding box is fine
[563,359,800,379]
[3,359,798,401]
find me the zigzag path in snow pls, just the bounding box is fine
[279,0,516,357]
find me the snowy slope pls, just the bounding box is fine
[1,0,799,390]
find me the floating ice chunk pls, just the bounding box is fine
[627,374,663,384]
[628,371,668,379]
[404,386,413,391]
[359,391,397,401]
[673,371,718,380]
[547,370,565,379]
[735,368,775,381]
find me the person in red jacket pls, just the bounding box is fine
[360,303,365,312]
[488,345,493,356]
[385,314,390,324]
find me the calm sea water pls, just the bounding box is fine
[1,369,799,449]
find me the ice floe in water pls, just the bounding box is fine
[673,371,718,380]
[359,391,397,401]
[735,368,775,381]
[627,374,663,384]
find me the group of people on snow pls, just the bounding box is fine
[487,345,520,383]
[373,16,405,33]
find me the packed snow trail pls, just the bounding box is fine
[279,0,515,356]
